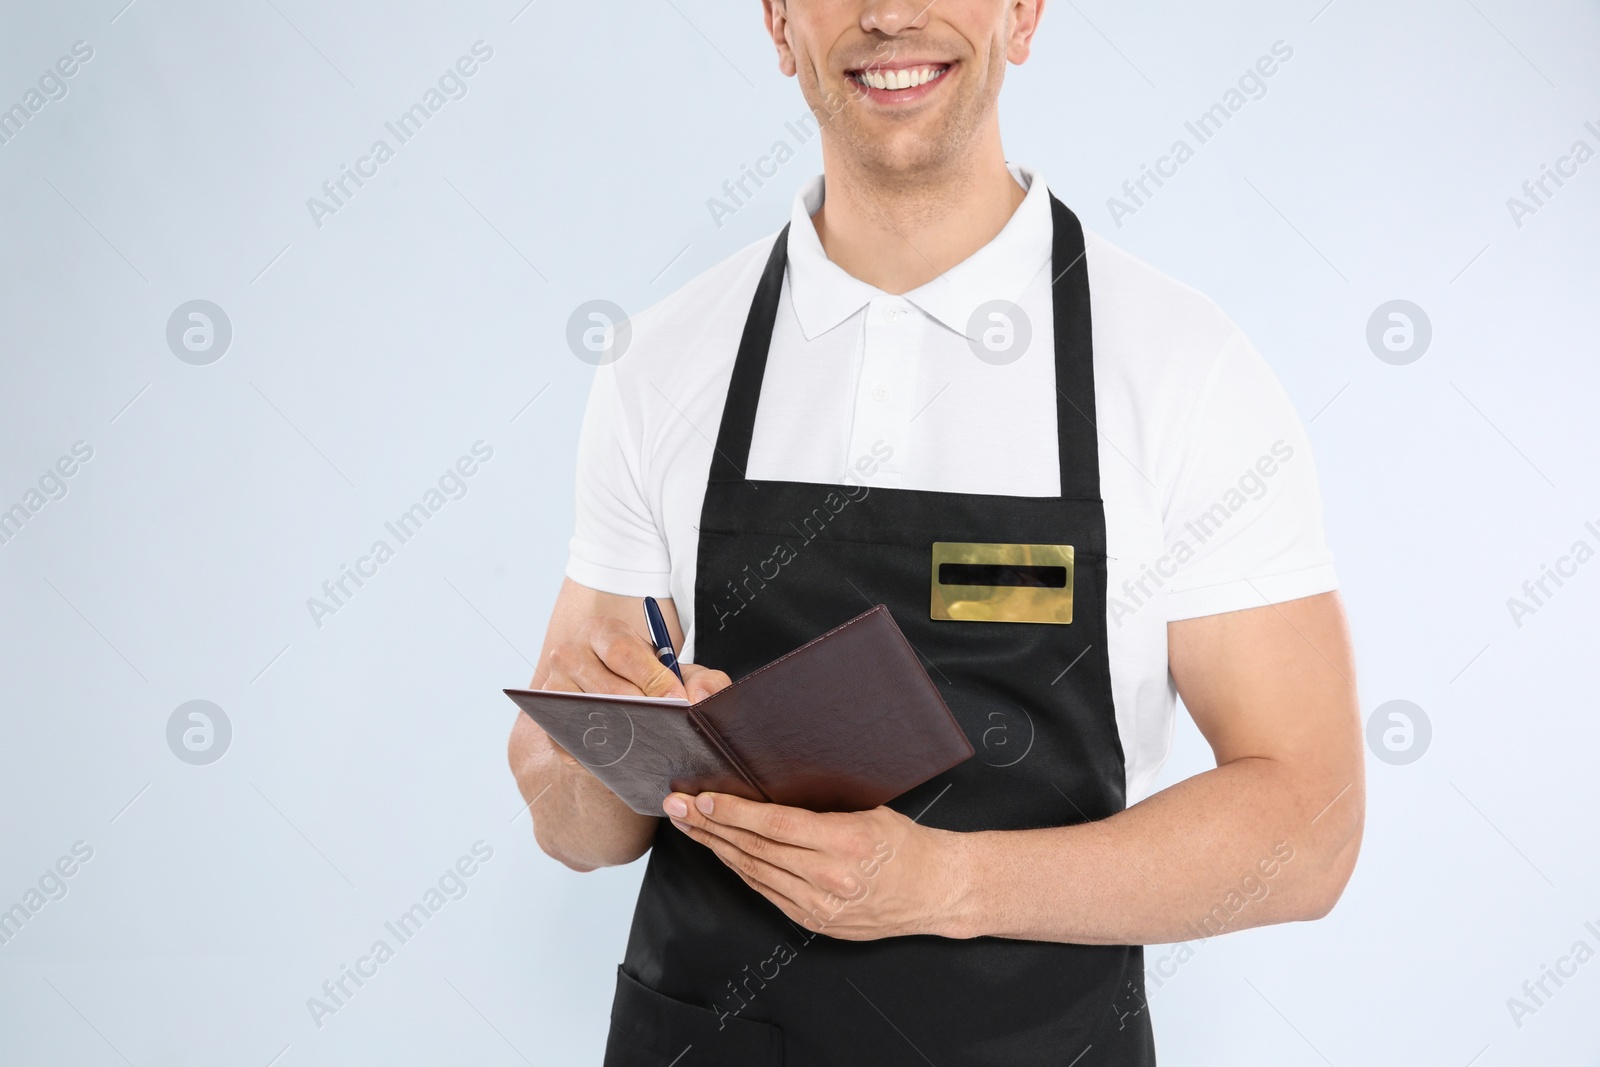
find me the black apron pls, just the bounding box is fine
[604,194,1156,1066]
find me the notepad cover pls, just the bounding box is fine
[504,605,974,816]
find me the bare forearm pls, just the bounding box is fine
[509,717,657,871]
[941,756,1363,945]
[506,581,695,871]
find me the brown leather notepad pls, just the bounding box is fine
[504,604,974,816]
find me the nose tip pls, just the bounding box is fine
[860,0,932,35]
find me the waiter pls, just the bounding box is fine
[509,0,1364,1063]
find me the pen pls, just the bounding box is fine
[643,596,685,687]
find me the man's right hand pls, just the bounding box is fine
[510,580,719,870]
[537,616,733,768]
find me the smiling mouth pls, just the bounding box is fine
[848,63,952,92]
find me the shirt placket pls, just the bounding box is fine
[847,296,916,486]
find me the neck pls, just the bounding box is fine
[809,128,1026,295]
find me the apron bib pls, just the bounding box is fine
[604,194,1156,1066]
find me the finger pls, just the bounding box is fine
[671,808,821,887]
[532,660,571,692]
[669,795,867,910]
[669,817,815,910]
[679,664,732,703]
[665,790,825,863]
[587,620,685,699]
[665,793,820,872]
[543,619,680,699]
[687,792,825,848]
[676,820,878,939]
[674,819,886,940]
[542,642,647,699]
[724,865,822,935]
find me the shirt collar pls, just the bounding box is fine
[784,162,1055,342]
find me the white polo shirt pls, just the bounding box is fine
[564,163,1338,803]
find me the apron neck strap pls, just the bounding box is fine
[1046,192,1103,501]
[708,221,792,484]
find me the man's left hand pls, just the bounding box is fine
[661,791,971,940]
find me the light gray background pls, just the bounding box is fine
[2,0,1596,1063]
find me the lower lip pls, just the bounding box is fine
[849,63,954,106]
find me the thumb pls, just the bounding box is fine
[641,659,688,700]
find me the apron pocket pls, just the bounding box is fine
[603,965,784,1067]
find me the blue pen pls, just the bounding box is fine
[643,596,685,687]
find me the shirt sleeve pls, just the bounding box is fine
[1161,326,1339,621]
[563,362,674,597]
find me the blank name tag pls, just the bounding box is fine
[930,542,1075,624]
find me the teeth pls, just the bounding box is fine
[854,65,946,91]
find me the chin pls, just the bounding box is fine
[856,123,970,178]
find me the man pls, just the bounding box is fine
[508,0,1364,1062]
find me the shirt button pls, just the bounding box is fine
[884,305,906,322]
[872,386,887,402]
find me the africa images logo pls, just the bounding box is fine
[1107,41,1295,228]
[305,42,494,229]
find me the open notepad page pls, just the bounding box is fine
[535,690,690,706]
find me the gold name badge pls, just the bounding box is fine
[930,542,1075,624]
